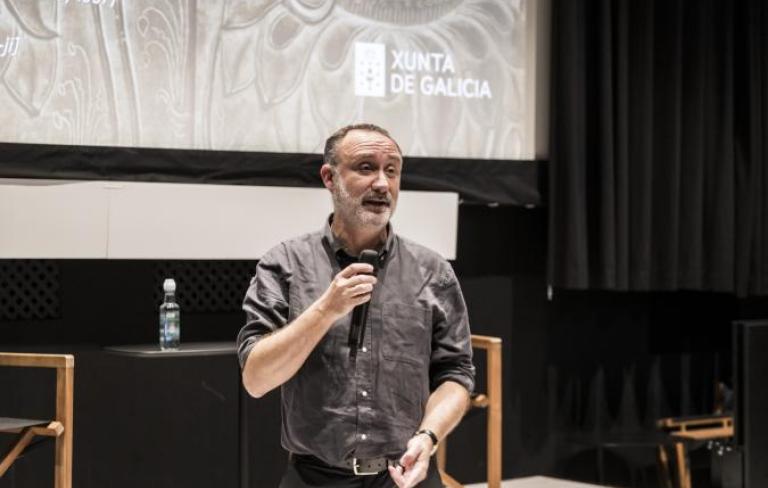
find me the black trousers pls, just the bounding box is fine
[279,454,445,488]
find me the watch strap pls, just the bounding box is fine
[413,429,439,455]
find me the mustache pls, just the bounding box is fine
[361,194,392,204]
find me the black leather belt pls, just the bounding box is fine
[345,456,396,475]
[292,453,396,476]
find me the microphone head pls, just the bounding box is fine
[359,249,380,273]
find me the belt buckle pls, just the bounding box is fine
[352,457,379,476]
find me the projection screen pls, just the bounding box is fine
[0,0,536,160]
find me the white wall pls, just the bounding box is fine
[0,180,458,259]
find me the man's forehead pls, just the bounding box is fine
[340,130,401,159]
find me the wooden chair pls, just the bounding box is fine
[438,335,502,488]
[656,415,733,488]
[0,353,74,488]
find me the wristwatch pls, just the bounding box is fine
[413,429,439,455]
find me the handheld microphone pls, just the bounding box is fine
[348,249,379,360]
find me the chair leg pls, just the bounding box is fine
[487,342,502,488]
[437,439,447,472]
[54,363,74,488]
[0,429,36,477]
[674,442,689,488]
[440,472,464,488]
[657,444,673,488]
[436,440,464,487]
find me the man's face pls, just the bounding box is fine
[323,130,402,229]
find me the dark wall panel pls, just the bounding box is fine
[734,321,768,488]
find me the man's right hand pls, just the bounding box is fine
[241,262,377,398]
[319,263,377,320]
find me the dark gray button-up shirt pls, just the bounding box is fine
[237,218,475,467]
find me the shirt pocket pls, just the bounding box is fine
[380,302,431,367]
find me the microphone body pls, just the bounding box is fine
[348,249,379,359]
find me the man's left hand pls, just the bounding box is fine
[388,434,433,488]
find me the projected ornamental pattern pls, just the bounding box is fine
[0,0,529,159]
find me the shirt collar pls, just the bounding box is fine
[322,214,394,263]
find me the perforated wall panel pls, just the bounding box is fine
[0,260,60,321]
[154,261,256,313]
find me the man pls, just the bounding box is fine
[237,123,475,487]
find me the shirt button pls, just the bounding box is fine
[361,434,367,440]
[361,346,368,352]
[361,390,368,397]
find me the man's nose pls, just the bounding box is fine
[371,170,388,191]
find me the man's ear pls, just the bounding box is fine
[320,164,335,191]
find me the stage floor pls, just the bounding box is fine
[466,476,606,488]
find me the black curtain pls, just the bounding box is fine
[548,0,768,295]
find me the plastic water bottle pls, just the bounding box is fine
[159,278,180,350]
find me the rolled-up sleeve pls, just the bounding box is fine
[428,262,476,393]
[237,245,291,368]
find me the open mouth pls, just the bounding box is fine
[362,200,390,210]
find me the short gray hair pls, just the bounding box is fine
[323,123,402,167]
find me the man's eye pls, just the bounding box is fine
[386,167,398,176]
[358,163,372,172]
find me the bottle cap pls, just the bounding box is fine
[163,278,176,293]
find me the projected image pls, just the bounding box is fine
[0,0,531,159]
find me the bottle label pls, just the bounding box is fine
[159,310,181,349]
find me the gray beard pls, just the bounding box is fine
[332,180,392,229]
